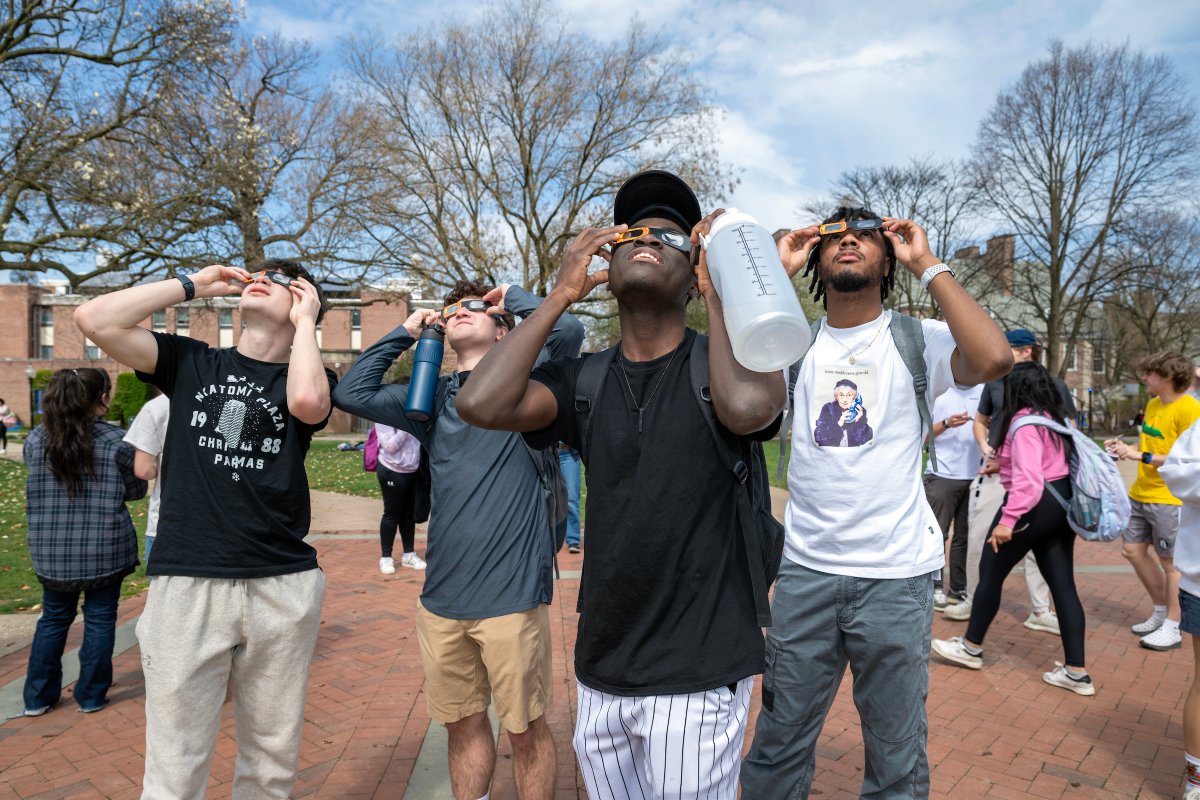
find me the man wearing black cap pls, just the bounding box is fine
[457,170,785,798]
[942,328,1077,630]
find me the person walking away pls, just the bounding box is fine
[22,368,147,715]
[925,383,983,609]
[932,362,1094,696]
[375,422,427,573]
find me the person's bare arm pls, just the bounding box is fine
[133,450,158,481]
[693,210,785,434]
[883,219,1012,386]
[457,226,624,431]
[75,265,249,373]
[284,278,331,425]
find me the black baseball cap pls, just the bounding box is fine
[614,170,702,233]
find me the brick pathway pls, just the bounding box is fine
[0,531,1192,798]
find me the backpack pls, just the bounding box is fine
[787,314,939,471]
[432,375,568,557]
[363,427,379,472]
[574,334,783,628]
[1008,415,1131,542]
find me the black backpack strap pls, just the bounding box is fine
[889,314,935,472]
[689,335,772,627]
[574,346,619,465]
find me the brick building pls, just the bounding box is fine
[0,282,419,434]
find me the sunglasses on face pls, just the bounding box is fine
[818,218,885,236]
[441,299,495,319]
[612,226,692,254]
[241,270,295,288]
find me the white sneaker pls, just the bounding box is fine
[1131,614,1165,635]
[942,599,972,621]
[401,552,427,571]
[379,557,396,575]
[1140,624,1182,651]
[1042,662,1095,696]
[1024,611,1061,635]
[933,589,949,609]
[931,637,983,669]
[1185,785,1200,800]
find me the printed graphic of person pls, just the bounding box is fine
[814,378,873,447]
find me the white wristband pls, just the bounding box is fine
[919,263,954,291]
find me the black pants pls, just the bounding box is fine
[924,474,972,594]
[966,477,1086,666]
[377,464,417,558]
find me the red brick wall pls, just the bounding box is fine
[0,285,42,359]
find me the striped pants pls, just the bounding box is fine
[573,677,753,800]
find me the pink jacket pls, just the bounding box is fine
[996,409,1070,528]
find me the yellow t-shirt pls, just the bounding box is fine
[1130,394,1200,505]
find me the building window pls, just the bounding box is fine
[175,307,190,337]
[38,307,54,356]
[351,308,361,329]
[84,338,99,360]
[315,323,323,348]
[152,310,167,332]
[219,308,233,348]
[1063,344,1078,372]
[1092,345,1104,374]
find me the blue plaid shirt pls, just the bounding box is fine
[25,421,148,590]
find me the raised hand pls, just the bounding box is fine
[288,277,323,328]
[777,225,822,279]
[690,208,726,297]
[552,225,626,304]
[402,308,442,338]
[881,218,935,275]
[191,264,251,298]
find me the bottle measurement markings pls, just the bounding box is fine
[734,225,776,297]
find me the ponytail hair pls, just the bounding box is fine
[42,368,111,498]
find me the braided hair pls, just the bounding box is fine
[41,368,111,499]
[802,206,897,309]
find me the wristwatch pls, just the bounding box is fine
[1141,451,1154,465]
[919,263,955,291]
[176,274,195,301]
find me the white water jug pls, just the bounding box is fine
[700,209,810,372]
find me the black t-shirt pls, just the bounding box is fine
[526,330,773,696]
[137,332,336,578]
[978,374,1078,444]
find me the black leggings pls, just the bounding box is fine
[966,477,1086,666]
[377,464,417,558]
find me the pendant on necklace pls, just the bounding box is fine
[636,409,644,433]
[848,356,856,365]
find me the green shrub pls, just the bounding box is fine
[107,372,151,427]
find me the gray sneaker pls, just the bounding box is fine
[1024,611,1060,635]
[1043,663,1095,696]
[942,599,972,621]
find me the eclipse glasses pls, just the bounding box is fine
[818,218,885,236]
[612,226,692,254]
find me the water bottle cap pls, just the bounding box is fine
[700,208,760,249]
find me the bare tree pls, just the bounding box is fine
[971,40,1198,375]
[0,0,236,286]
[347,0,736,308]
[90,32,388,282]
[803,155,984,317]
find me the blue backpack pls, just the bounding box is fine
[1008,415,1131,542]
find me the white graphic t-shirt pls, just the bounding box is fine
[138,332,336,578]
[926,384,984,480]
[787,311,958,579]
[123,393,170,538]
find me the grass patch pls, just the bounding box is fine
[305,439,380,498]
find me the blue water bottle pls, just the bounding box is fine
[405,324,445,422]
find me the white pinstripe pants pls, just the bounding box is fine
[573,677,753,800]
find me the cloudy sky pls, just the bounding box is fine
[246,0,1200,234]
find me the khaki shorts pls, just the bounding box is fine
[415,602,551,733]
[1121,500,1181,558]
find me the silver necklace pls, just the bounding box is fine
[822,314,889,365]
[617,341,682,433]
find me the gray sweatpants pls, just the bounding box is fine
[136,570,325,800]
[966,473,1052,612]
